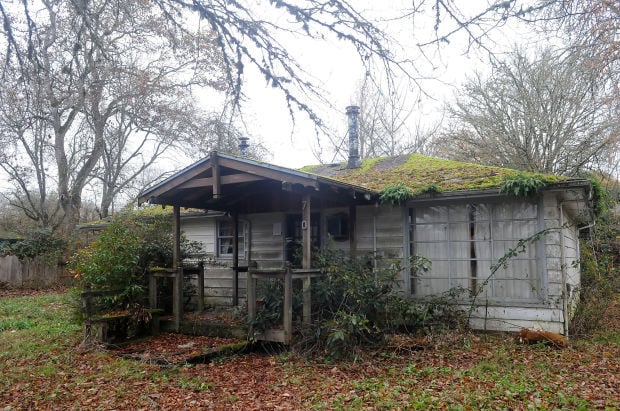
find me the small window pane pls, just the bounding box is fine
[416,206,448,223]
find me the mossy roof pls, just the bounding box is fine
[300,154,566,195]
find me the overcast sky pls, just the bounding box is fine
[224,0,551,169]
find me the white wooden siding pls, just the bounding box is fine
[182,217,216,256]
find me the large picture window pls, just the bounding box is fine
[217,220,245,258]
[410,201,542,302]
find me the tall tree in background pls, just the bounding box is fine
[434,47,619,176]
[357,80,437,158]
[0,65,62,230]
[357,80,415,158]
[90,105,270,219]
[0,1,225,233]
[180,109,271,161]
[324,80,437,162]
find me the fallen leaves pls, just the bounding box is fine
[1,292,619,410]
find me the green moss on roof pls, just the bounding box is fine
[303,154,565,195]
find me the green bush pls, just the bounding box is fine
[69,212,202,313]
[1,229,66,263]
[570,208,620,337]
[70,217,145,310]
[284,251,464,359]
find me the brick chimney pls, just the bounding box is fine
[346,105,361,169]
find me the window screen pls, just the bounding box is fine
[410,201,541,301]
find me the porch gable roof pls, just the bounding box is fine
[139,151,376,212]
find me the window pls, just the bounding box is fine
[327,212,349,241]
[217,220,245,258]
[410,201,542,302]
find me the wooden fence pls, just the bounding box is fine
[0,255,69,288]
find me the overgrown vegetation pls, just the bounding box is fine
[69,212,202,314]
[251,251,465,360]
[570,207,620,337]
[379,183,413,206]
[499,173,546,197]
[1,289,618,409]
[0,229,66,263]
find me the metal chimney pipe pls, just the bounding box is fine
[238,136,250,157]
[346,105,361,169]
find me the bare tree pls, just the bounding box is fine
[434,47,619,176]
[358,80,434,158]
[0,66,62,230]
[0,1,225,233]
[323,79,437,161]
[180,107,271,161]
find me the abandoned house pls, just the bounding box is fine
[139,106,594,341]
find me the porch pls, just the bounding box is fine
[139,151,374,343]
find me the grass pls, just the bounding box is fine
[0,291,618,409]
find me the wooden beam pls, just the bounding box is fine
[197,261,204,312]
[302,194,311,269]
[143,157,213,198]
[303,276,311,326]
[233,212,239,306]
[149,272,157,310]
[247,270,256,335]
[172,205,183,332]
[177,174,265,189]
[283,267,293,344]
[212,154,221,198]
[218,156,319,189]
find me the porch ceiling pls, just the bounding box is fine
[139,151,377,213]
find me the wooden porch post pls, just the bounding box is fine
[233,212,239,306]
[172,205,183,332]
[247,270,256,335]
[197,261,204,312]
[302,194,311,269]
[302,194,312,325]
[284,266,293,343]
[148,272,157,309]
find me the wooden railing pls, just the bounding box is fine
[247,267,324,344]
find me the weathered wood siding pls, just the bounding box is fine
[355,205,406,291]
[247,212,285,269]
[0,255,66,288]
[199,267,247,307]
[178,194,584,334]
[543,193,581,323]
[467,304,564,333]
[181,216,250,307]
[355,205,405,259]
[463,193,582,334]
